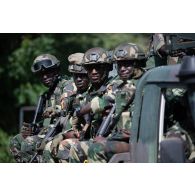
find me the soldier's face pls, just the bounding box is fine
[85,64,107,85]
[117,60,134,81]
[73,73,89,92]
[38,69,59,88]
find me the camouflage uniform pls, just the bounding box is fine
[151,33,179,66]
[68,82,116,162]
[19,77,74,162]
[164,88,195,161]
[68,45,145,163]
[71,43,147,163]
[9,54,74,162]
[42,53,90,163]
[69,80,135,163]
[151,36,195,161]
[61,47,112,162]
[42,90,89,162]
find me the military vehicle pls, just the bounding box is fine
[109,34,195,163]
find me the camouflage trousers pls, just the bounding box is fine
[69,140,94,163]
[10,134,45,163]
[42,138,80,163]
[21,135,43,162]
[9,134,25,162]
[42,141,55,163]
[69,139,129,163]
[87,140,129,163]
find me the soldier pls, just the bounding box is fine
[149,33,179,66]
[81,43,147,163]
[162,56,195,162]
[42,53,90,162]
[65,47,115,162]
[9,54,73,162]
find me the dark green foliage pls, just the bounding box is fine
[0,129,14,162]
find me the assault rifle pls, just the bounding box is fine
[164,33,195,56]
[31,76,61,135]
[29,113,70,163]
[31,93,46,134]
[96,104,116,137]
[96,93,135,137]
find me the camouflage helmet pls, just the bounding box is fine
[31,54,60,73]
[83,47,111,66]
[113,43,146,62]
[68,53,87,74]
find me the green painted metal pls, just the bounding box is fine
[131,64,186,162]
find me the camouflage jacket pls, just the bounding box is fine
[165,88,195,158]
[151,33,179,65]
[103,77,136,142]
[86,76,116,138]
[41,77,76,132]
[63,88,89,133]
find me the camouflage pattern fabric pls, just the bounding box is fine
[20,135,43,162]
[69,134,130,163]
[85,79,135,162]
[152,33,178,65]
[113,43,146,61]
[152,33,165,57]
[164,88,195,161]
[9,77,72,162]
[42,141,55,163]
[69,91,89,132]
[10,128,47,163]
[60,80,77,106]
[69,140,94,163]
[43,138,80,163]
[68,77,137,163]
[88,140,129,163]
[85,77,116,138]
[42,88,89,163]
[83,47,111,65]
[55,76,115,163]
[9,134,25,162]
[112,79,135,131]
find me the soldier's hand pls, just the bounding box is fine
[20,122,32,138]
[100,96,114,116]
[43,106,61,118]
[43,107,56,118]
[50,134,64,156]
[102,98,114,117]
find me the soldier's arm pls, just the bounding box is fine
[75,95,115,117]
[153,33,167,58]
